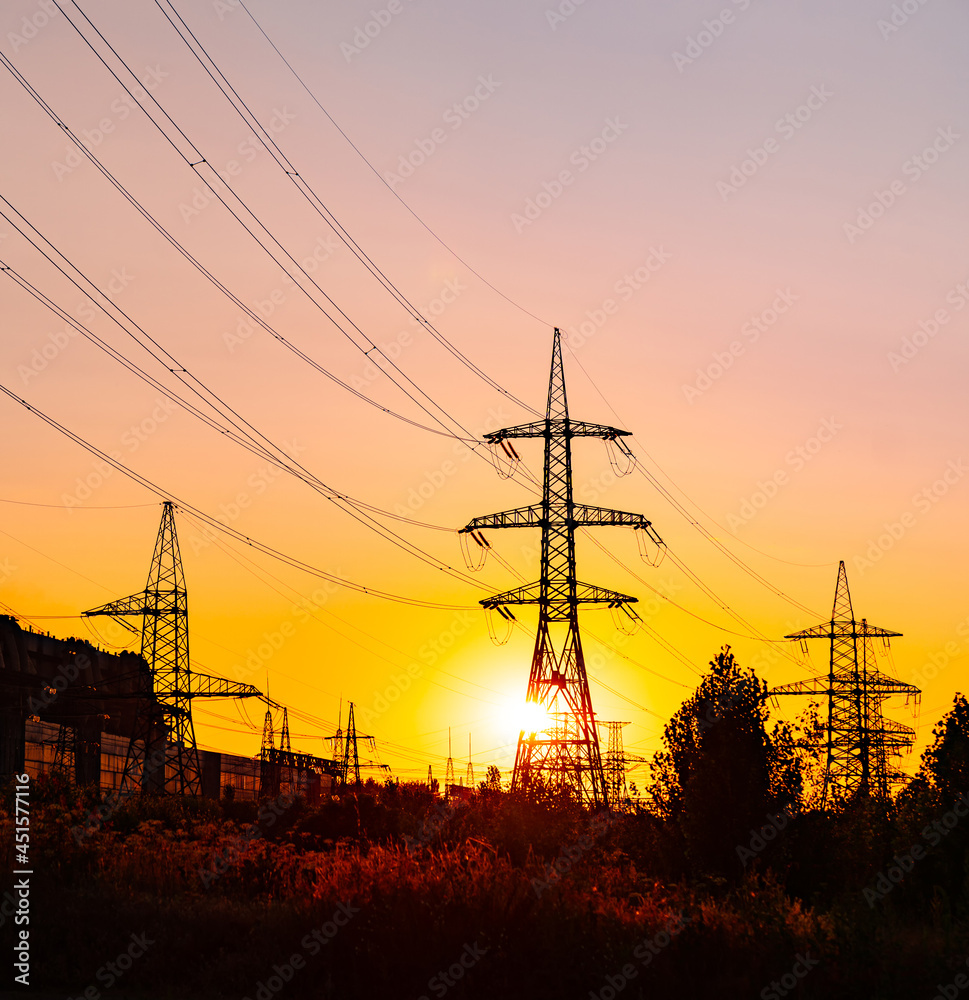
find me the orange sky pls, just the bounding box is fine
[1,0,967,783]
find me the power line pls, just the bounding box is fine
[157,0,541,416]
[48,1,524,454]
[0,381,478,610]
[0,207,517,587]
[234,0,552,330]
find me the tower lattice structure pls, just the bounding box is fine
[325,701,387,789]
[462,329,663,806]
[84,502,259,795]
[602,720,646,810]
[771,561,920,804]
[445,726,455,791]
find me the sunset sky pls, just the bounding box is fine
[1,0,967,783]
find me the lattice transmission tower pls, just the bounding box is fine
[444,726,456,791]
[84,502,260,795]
[325,701,387,789]
[771,561,920,804]
[462,329,664,806]
[602,720,647,810]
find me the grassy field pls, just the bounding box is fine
[5,772,969,1000]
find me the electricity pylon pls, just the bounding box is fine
[280,707,292,752]
[445,727,455,790]
[462,329,664,806]
[466,733,475,788]
[325,701,388,789]
[771,561,920,804]
[84,502,260,795]
[602,721,647,810]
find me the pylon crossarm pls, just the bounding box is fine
[186,672,261,699]
[461,505,543,532]
[784,622,903,640]
[861,672,921,696]
[462,504,660,535]
[771,677,830,696]
[571,504,659,532]
[481,581,637,608]
[875,717,916,738]
[82,591,151,618]
[485,419,631,443]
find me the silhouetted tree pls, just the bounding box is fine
[648,646,803,877]
[919,693,969,803]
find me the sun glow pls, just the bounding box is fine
[517,699,552,736]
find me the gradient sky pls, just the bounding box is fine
[1,0,967,783]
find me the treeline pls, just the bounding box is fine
[4,649,969,999]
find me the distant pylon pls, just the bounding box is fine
[325,702,388,789]
[280,707,292,753]
[772,561,920,804]
[445,727,455,792]
[461,329,664,806]
[52,724,75,776]
[261,705,275,753]
[466,733,475,788]
[427,764,434,790]
[83,502,260,796]
[602,721,646,811]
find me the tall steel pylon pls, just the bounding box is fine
[445,727,455,790]
[462,329,664,806]
[772,561,920,804]
[602,720,646,810]
[325,701,388,789]
[84,502,259,795]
